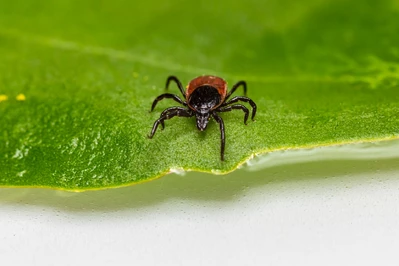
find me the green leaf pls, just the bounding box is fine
[1,0,398,190]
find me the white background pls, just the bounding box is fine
[1,142,399,266]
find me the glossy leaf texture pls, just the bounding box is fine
[0,0,398,190]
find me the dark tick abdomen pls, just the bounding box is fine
[188,86,221,111]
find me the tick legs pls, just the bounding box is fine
[151,93,186,112]
[150,76,187,111]
[165,76,186,97]
[159,107,188,129]
[148,108,193,138]
[217,104,249,125]
[226,81,247,100]
[221,96,257,120]
[212,112,226,161]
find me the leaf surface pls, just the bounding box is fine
[0,0,398,190]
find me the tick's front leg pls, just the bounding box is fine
[212,112,225,161]
[148,108,193,138]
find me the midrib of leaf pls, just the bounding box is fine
[1,27,398,87]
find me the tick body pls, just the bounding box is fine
[148,75,257,161]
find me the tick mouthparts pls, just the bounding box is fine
[196,115,210,131]
[196,123,207,131]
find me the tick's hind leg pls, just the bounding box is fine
[225,81,247,100]
[150,93,186,112]
[217,104,249,125]
[212,112,226,161]
[165,76,186,97]
[221,96,257,120]
[148,108,193,138]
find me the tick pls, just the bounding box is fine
[148,75,257,161]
